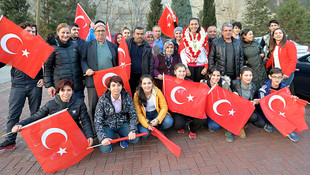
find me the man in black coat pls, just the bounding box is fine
[126,27,154,95]
[81,20,118,122]
[70,23,85,56]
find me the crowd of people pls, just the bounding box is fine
[0,18,301,154]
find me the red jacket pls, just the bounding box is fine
[266,40,297,77]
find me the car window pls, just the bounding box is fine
[300,56,310,63]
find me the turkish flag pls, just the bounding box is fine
[74,3,91,40]
[259,87,308,136]
[205,86,255,135]
[106,23,114,42]
[0,16,54,79]
[93,65,131,97]
[20,109,93,174]
[163,75,209,119]
[118,36,131,76]
[158,5,178,38]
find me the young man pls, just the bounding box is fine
[260,20,280,61]
[258,67,299,142]
[232,22,242,39]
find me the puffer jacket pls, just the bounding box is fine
[17,93,94,139]
[94,89,138,142]
[208,37,244,78]
[231,79,257,101]
[10,67,43,87]
[44,37,83,91]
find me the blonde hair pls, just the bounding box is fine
[56,23,70,33]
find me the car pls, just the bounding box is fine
[292,53,310,98]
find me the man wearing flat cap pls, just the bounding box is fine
[81,20,118,122]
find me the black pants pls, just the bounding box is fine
[6,86,42,142]
[173,113,205,133]
[129,73,141,95]
[188,66,205,82]
[87,87,99,124]
[247,109,265,128]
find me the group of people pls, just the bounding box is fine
[0,17,300,154]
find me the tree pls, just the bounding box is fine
[0,0,32,24]
[243,0,272,37]
[146,0,162,31]
[172,0,192,28]
[201,0,217,29]
[277,0,307,44]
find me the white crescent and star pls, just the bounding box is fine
[118,48,126,60]
[0,33,30,57]
[213,99,234,116]
[75,15,87,28]
[102,73,118,88]
[41,128,68,156]
[167,14,172,27]
[268,95,286,112]
[170,86,194,105]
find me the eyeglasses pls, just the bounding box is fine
[95,30,106,33]
[271,76,283,80]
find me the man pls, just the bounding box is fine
[152,25,167,52]
[70,23,85,56]
[209,23,244,80]
[207,25,218,55]
[260,20,280,60]
[232,22,242,39]
[81,20,118,122]
[126,27,154,95]
[0,22,44,150]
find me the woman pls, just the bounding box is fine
[180,18,209,82]
[241,29,267,89]
[144,31,161,57]
[44,23,84,99]
[154,41,181,89]
[94,76,139,153]
[173,63,204,138]
[122,25,131,40]
[134,75,173,138]
[200,66,234,142]
[171,27,183,54]
[266,28,297,86]
[231,66,265,138]
[114,33,122,47]
[11,79,94,147]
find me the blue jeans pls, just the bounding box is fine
[207,117,221,131]
[138,110,174,138]
[282,72,294,86]
[99,123,139,153]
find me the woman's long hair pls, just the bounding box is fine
[137,74,154,107]
[240,28,252,43]
[269,28,287,52]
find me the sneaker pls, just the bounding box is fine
[264,124,273,133]
[239,128,246,138]
[189,132,197,139]
[225,131,234,143]
[177,129,185,134]
[287,132,299,142]
[208,128,215,133]
[0,140,16,151]
[120,140,128,149]
[106,147,113,153]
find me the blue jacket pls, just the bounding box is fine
[258,79,286,98]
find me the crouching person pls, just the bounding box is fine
[94,76,139,153]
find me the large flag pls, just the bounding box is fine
[259,87,308,136]
[20,109,93,174]
[158,5,178,38]
[106,23,114,42]
[74,3,91,40]
[93,65,131,97]
[205,86,255,135]
[163,75,209,119]
[0,16,54,78]
[118,36,131,76]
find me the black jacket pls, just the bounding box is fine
[126,38,154,75]
[231,79,257,101]
[81,39,118,88]
[209,37,244,78]
[44,38,84,91]
[70,37,85,56]
[11,67,43,87]
[17,93,94,139]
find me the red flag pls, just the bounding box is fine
[93,65,131,97]
[163,75,209,119]
[0,16,54,78]
[106,23,114,42]
[158,5,178,38]
[151,128,181,158]
[205,86,255,135]
[74,3,91,40]
[259,87,308,136]
[118,36,131,76]
[178,37,185,54]
[20,109,93,174]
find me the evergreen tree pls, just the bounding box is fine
[146,0,162,31]
[277,0,307,44]
[0,0,32,24]
[201,0,217,29]
[172,0,192,28]
[243,0,272,37]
